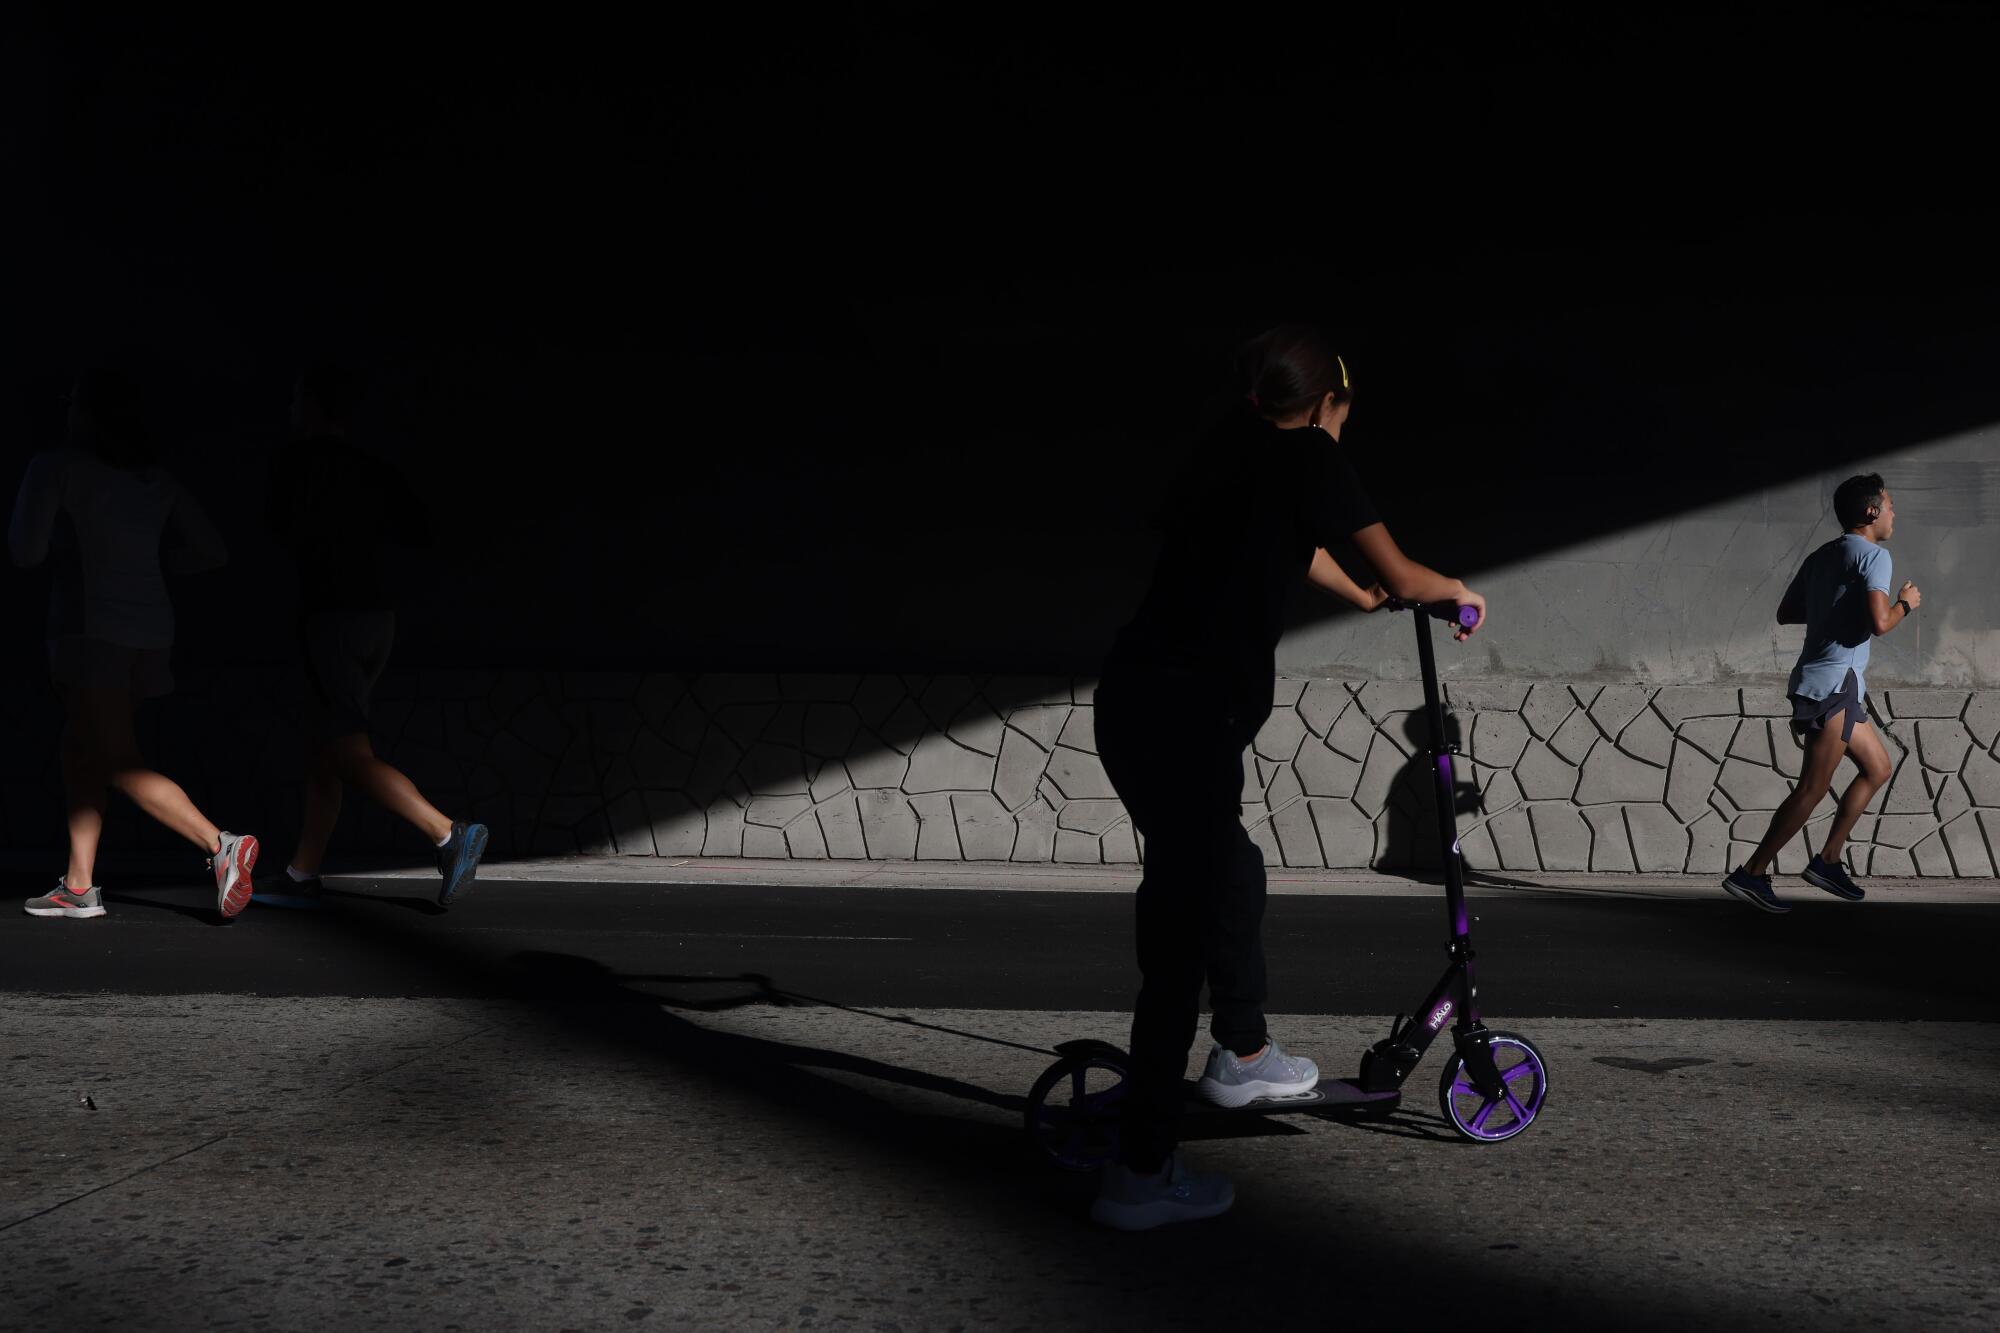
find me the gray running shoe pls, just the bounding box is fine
[1197,1039,1320,1108]
[1090,1153,1235,1231]
[24,881,105,919]
[209,831,260,920]
[1802,854,1865,901]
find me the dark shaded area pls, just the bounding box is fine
[11,876,1999,1022]
[9,871,1965,1327]
[4,7,2000,678]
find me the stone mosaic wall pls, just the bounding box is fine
[4,668,1999,876]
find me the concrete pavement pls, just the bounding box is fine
[3,861,1997,1330]
[4,996,1996,1331]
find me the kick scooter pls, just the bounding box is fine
[1023,599,1550,1168]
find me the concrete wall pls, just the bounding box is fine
[9,11,1999,880]
[9,661,1997,878]
[6,431,1995,879]
[1283,428,2000,687]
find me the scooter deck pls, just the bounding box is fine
[1182,1076,1400,1116]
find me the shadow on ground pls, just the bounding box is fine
[35,882,1739,1331]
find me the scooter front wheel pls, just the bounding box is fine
[1437,1031,1548,1143]
[1024,1050,1129,1171]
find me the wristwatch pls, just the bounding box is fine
[1895,597,1913,616]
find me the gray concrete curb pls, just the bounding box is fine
[357,855,2000,903]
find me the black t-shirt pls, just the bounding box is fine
[267,434,431,615]
[1108,405,1380,720]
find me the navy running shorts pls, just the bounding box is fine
[1789,667,1862,744]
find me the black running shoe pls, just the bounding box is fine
[251,871,324,907]
[1802,854,1865,901]
[1722,866,1789,914]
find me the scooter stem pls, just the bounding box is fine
[1411,609,1483,1029]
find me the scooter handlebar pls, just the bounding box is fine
[1385,596,1481,630]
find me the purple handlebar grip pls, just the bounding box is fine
[1458,605,1481,630]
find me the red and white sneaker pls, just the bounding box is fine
[24,881,106,918]
[209,831,259,919]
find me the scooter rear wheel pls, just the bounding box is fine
[1024,1050,1129,1171]
[1437,1031,1548,1143]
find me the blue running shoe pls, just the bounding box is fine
[1722,866,1789,914]
[251,869,326,910]
[436,821,489,908]
[1802,854,1865,901]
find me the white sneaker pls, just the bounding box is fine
[1090,1153,1235,1231]
[1196,1039,1320,1108]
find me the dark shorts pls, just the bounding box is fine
[1790,668,1862,744]
[301,611,396,742]
[47,636,173,699]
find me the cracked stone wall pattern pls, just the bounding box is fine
[4,669,2000,877]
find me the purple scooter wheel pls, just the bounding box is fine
[1437,1031,1548,1143]
[1025,1051,1129,1170]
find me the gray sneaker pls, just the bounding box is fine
[24,881,105,919]
[1197,1039,1320,1108]
[209,831,260,920]
[1090,1153,1235,1231]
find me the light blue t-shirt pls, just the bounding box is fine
[1785,533,1892,703]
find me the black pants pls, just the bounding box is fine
[1095,666,1269,1173]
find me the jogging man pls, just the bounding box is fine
[1723,472,1917,912]
[265,365,488,906]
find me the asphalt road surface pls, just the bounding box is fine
[4,876,1995,1022]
